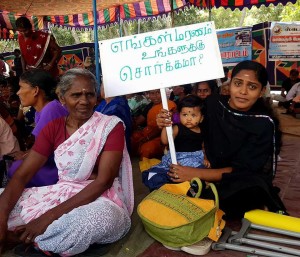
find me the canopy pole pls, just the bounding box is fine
[208,0,212,21]
[170,0,174,28]
[137,19,141,34]
[93,0,100,93]
[118,6,123,37]
[160,0,177,165]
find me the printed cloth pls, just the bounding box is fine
[142,150,205,191]
[18,31,50,69]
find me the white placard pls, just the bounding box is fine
[99,21,224,97]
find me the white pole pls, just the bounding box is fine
[160,88,177,164]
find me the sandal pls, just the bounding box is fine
[181,237,213,255]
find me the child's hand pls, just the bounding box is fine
[203,159,211,168]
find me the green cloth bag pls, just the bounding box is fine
[138,178,224,248]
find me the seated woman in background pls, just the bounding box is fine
[170,84,193,105]
[127,92,151,130]
[0,68,133,256]
[96,83,132,153]
[0,102,19,143]
[0,77,21,118]
[131,89,176,160]
[220,84,230,96]
[157,60,286,218]
[192,80,217,102]
[0,117,20,157]
[0,117,20,187]
[7,69,68,187]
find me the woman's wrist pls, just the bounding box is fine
[22,151,29,159]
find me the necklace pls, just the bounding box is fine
[65,115,83,139]
[64,114,93,139]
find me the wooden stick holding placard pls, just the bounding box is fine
[160,88,177,165]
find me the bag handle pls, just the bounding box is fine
[206,182,219,209]
[190,177,219,209]
[190,177,203,198]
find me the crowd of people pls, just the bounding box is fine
[0,15,296,257]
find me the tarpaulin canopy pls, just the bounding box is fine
[0,0,297,39]
[0,0,187,30]
[0,0,296,16]
[0,0,187,39]
[0,0,147,16]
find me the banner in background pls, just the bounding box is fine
[217,27,252,65]
[99,22,224,97]
[269,22,300,61]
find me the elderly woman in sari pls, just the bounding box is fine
[0,68,134,256]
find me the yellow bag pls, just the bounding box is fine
[138,178,225,248]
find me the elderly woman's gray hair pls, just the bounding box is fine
[56,68,98,97]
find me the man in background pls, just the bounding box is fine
[277,69,300,108]
[286,81,300,114]
[0,57,6,78]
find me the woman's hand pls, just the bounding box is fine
[14,214,53,244]
[168,164,197,182]
[203,158,211,168]
[156,109,172,129]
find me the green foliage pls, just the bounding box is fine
[247,5,284,24]
[0,40,19,54]
[98,26,120,40]
[51,27,76,46]
[280,1,300,21]
[210,7,243,29]
[174,6,207,26]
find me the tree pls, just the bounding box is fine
[280,0,300,21]
[51,27,76,46]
